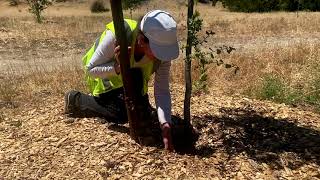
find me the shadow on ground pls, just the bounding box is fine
[105,107,320,170]
[192,107,320,170]
[107,115,199,154]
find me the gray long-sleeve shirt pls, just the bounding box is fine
[87,30,172,125]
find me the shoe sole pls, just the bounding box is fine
[64,90,78,115]
[64,92,71,114]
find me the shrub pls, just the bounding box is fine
[259,74,285,102]
[8,0,19,6]
[257,74,320,110]
[305,77,320,110]
[219,0,320,12]
[90,0,109,13]
[27,0,51,23]
[122,0,149,17]
[122,0,147,10]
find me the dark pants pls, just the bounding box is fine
[94,88,128,123]
[66,68,154,124]
[65,88,199,153]
[66,88,153,124]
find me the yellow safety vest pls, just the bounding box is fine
[82,19,155,96]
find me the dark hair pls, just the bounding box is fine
[137,16,149,43]
[139,30,149,43]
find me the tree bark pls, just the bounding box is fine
[110,0,139,141]
[184,0,194,122]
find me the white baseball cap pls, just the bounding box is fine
[140,10,179,61]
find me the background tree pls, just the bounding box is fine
[27,0,51,23]
[122,0,148,18]
[90,0,110,13]
[218,0,320,12]
[8,0,19,6]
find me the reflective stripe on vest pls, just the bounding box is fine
[82,19,155,96]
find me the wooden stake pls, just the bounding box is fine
[110,0,139,141]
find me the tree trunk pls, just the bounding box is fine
[184,0,194,122]
[109,0,140,141]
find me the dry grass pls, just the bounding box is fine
[0,60,86,110]
[1,0,320,109]
[210,41,320,92]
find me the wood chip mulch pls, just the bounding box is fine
[1,85,320,179]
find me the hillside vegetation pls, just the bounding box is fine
[219,0,320,12]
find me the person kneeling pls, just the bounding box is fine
[64,10,179,151]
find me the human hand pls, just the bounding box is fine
[114,46,132,74]
[161,122,174,152]
[114,45,132,64]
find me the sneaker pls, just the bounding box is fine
[64,90,81,116]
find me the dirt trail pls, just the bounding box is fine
[0,85,319,179]
[216,34,320,52]
[0,35,85,73]
[1,33,319,74]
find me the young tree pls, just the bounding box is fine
[27,0,51,23]
[184,0,194,122]
[122,0,148,18]
[184,0,237,122]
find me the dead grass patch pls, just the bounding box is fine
[0,60,86,109]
